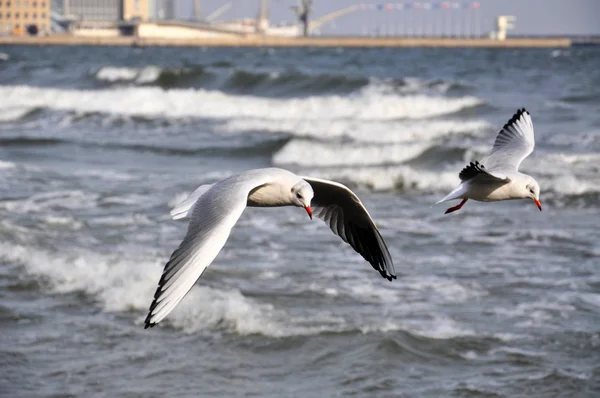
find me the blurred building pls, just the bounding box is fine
[68,0,121,26]
[67,0,148,27]
[123,0,148,21]
[156,0,174,19]
[0,0,51,35]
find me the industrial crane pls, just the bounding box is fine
[290,0,312,37]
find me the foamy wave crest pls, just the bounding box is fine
[532,153,600,197]
[541,174,600,196]
[0,160,16,169]
[0,106,32,122]
[95,66,162,84]
[0,85,482,122]
[220,118,490,143]
[301,165,459,192]
[1,242,477,338]
[0,242,288,335]
[0,190,100,213]
[273,140,430,167]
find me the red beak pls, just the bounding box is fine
[534,198,542,211]
[305,206,312,219]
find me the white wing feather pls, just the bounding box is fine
[483,108,535,174]
[170,184,214,220]
[145,183,249,327]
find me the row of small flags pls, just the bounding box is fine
[359,2,481,10]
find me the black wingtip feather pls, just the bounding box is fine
[503,108,529,131]
[459,161,487,182]
[348,222,396,282]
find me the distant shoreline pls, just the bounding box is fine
[0,35,572,48]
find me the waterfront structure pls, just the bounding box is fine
[123,0,148,20]
[0,0,51,35]
[65,0,147,27]
[68,0,122,26]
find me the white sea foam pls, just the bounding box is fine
[0,106,31,122]
[220,118,490,143]
[0,160,16,169]
[39,215,84,229]
[0,190,100,213]
[0,85,482,122]
[273,140,430,167]
[301,165,459,192]
[0,242,281,335]
[95,66,162,84]
[534,153,600,196]
[1,240,480,339]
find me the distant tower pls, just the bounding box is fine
[193,0,201,21]
[495,15,516,40]
[163,0,175,20]
[300,0,311,36]
[292,0,312,37]
[256,0,269,33]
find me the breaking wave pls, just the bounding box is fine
[94,65,209,88]
[1,241,479,339]
[0,84,483,122]
[91,65,468,96]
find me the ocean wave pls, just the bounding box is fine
[0,160,17,169]
[0,190,101,214]
[0,137,65,147]
[94,65,208,88]
[1,241,478,339]
[220,118,490,143]
[299,165,460,192]
[558,93,600,104]
[0,85,482,122]
[273,140,431,167]
[0,106,36,122]
[92,65,467,97]
[223,69,370,94]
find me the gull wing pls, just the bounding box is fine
[302,177,396,281]
[145,182,251,328]
[483,108,535,174]
[170,183,214,220]
[458,160,510,183]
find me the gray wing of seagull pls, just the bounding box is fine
[145,173,271,328]
[459,108,535,183]
[302,177,396,281]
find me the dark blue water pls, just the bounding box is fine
[1,45,599,397]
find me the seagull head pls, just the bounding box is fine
[291,180,314,219]
[525,178,542,211]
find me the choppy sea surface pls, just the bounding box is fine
[1,45,599,397]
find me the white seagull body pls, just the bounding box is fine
[145,168,395,328]
[438,108,542,214]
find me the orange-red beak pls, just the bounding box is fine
[533,198,542,211]
[305,206,312,219]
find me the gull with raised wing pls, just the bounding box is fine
[438,108,542,214]
[145,168,395,328]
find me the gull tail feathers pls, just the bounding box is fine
[436,183,468,204]
[170,184,214,220]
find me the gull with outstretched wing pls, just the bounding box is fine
[438,108,542,214]
[145,168,395,328]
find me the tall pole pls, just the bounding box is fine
[300,0,311,37]
[194,0,201,21]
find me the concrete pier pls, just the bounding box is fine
[0,35,572,48]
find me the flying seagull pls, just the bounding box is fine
[145,168,395,328]
[438,108,542,214]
